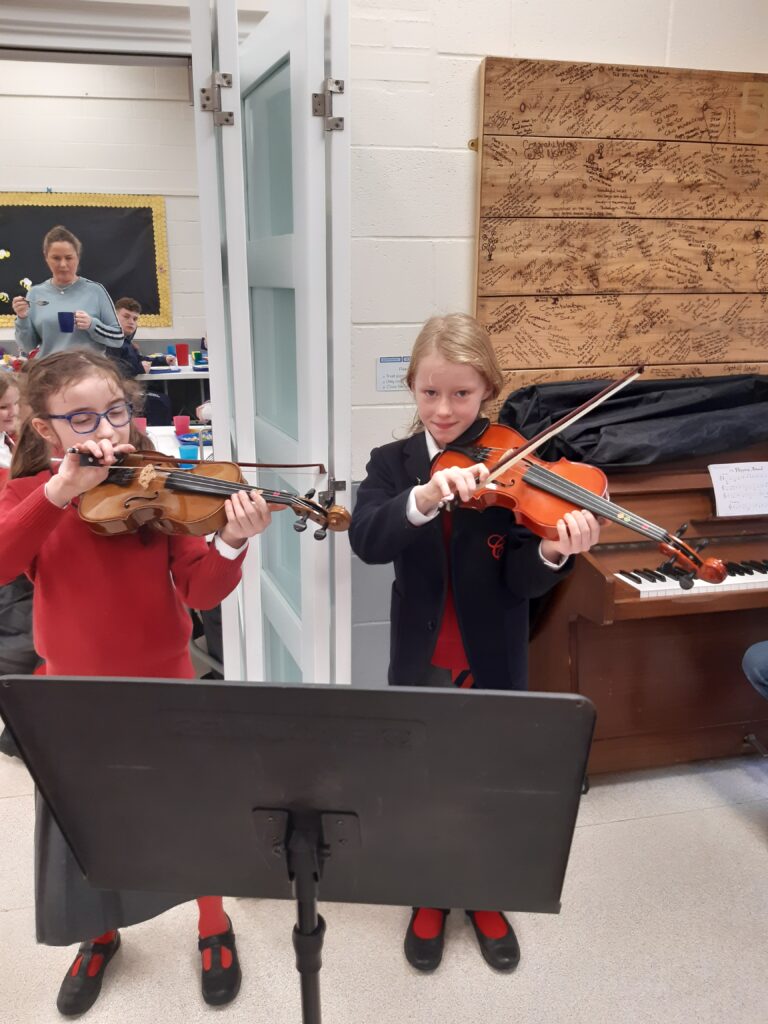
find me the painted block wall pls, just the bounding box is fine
[0,59,203,345]
[348,0,768,679]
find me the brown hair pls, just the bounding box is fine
[115,297,142,314]
[10,350,149,479]
[42,225,82,258]
[405,313,504,434]
[0,373,20,401]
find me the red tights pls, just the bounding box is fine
[412,908,508,940]
[79,896,231,975]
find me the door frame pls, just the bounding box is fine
[190,0,351,683]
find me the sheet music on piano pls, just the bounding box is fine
[707,462,768,517]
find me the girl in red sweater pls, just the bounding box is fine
[0,350,272,1016]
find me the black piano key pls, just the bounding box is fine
[736,562,755,575]
[618,570,644,584]
[632,569,659,583]
[726,562,743,576]
[744,560,768,574]
[645,569,667,582]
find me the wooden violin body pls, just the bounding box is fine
[435,423,609,541]
[432,422,727,585]
[77,452,351,539]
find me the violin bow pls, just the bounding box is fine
[485,365,644,485]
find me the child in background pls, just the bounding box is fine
[0,372,19,467]
[0,370,39,758]
[349,313,601,974]
[0,349,273,1016]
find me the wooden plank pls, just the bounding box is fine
[477,294,768,368]
[481,136,768,220]
[484,57,768,144]
[478,217,768,296]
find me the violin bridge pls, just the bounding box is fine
[137,465,159,490]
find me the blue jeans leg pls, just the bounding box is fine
[742,641,768,701]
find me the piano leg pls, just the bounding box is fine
[744,733,768,758]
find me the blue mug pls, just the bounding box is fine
[58,311,75,333]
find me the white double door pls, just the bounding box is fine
[190,0,350,684]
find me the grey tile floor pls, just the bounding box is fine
[1,750,767,1024]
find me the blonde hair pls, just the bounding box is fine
[405,313,503,434]
[10,350,148,478]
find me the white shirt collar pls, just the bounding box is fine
[423,429,441,460]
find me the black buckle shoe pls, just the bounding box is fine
[199,918,242,1006]
[56,932,121,1016]
[467,911,520,972]
[404,908,447,972]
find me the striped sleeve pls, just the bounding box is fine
[88,281,124,349]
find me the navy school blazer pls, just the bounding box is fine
[349,424,573,690]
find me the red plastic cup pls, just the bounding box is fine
[173,415,190,436]
[133,416,147,434]
[175,343,190,366]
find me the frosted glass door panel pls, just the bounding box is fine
[243,60,293,239]
[258,470,302,615]
[265,619,303,683]
[250,286,298,438]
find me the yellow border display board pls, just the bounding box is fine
[0,192,171,328]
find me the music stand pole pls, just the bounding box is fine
[287,816,326,1024]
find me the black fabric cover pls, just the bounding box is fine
[499,374,768,468]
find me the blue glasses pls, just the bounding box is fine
[44,402,134,435]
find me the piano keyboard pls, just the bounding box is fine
[614,560,768,598]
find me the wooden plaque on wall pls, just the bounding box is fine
[0,193,171,328]
[474,58,768,408]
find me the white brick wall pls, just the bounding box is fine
[0,59,204,344]
[349,0,768,478]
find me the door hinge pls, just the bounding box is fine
[319,477,346,504]
[200,71,234,126]
[312,78,344,131]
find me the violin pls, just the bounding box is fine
[75,451,351,540]
[432,420,727,586]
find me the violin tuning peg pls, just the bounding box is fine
[313,527,327,541]
[293,516,308,533]
[304,488,316,500]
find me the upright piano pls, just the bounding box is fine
[529,443,768,773]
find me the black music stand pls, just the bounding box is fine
[0,678,595,1024]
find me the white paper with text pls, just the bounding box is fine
[708,462,768,517]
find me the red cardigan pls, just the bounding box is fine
[0,471,245,678]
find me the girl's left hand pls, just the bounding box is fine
[219,489,272,547]
[540,509,601,561]
[74,310,92,329]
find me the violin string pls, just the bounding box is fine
[162,471,314,513]
[520,462,678,547]
[106,464,316,517]
[521,463,668,538]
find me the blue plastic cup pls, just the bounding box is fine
[178,443,198,469]
[58,311,75,332]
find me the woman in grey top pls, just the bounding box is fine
[12,225,124,357]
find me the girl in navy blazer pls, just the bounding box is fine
[349,313,600,974]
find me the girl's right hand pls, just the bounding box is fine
[45,440,135,507]
[12,296,29,318]
[413,461,489,516]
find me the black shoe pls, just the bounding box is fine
[0,727,19,759]
[199,918,242,1006]
[404,908,447,972]
[56,932,121,1016]
[467,911,520,972]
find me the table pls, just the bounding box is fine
[137,368,210,409]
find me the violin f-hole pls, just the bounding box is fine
[124,491,160,509]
